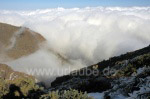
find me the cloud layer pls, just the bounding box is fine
[0,7,150,85]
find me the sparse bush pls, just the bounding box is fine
[40,89,93,99]
[6,77,38,96]
[0,78,9,98]
[116,64,137,77]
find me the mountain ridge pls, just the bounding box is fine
[50,44,150,98]
[51,44,150,87]
[0,22,45,62]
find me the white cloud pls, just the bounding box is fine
[0,7,150,85]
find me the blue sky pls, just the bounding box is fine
[0,0,150,10]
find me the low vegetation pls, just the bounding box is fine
[40,89,93,99]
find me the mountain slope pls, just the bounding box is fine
[0,64,39,97]
[0,64,34,81]
[0,22,45,61]
[50,45,150,98]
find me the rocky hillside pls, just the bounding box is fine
[50,45,150,99]
[0,64,42,98]
[0,45,149,99]
[0,64,92,99]
[0,64,34,81]
[0,22,45,62]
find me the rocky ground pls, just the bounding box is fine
[50,45,150,99]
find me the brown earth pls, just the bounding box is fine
[0,22,45,60]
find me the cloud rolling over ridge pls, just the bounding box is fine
[0,7,150,85]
